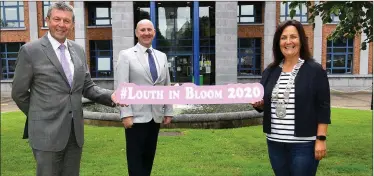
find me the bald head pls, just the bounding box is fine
[135,19,156,48]
[136,19,154,31]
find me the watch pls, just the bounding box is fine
[316,135,326,141]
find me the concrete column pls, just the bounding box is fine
[112,2,134,88]
[215,2,237,85]
[263,1,276,68]
[28,1,38,41]
[313,1,323,64]
[360,33,369,74]
[74,2,85,49]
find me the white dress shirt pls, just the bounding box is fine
[47,32,74,77]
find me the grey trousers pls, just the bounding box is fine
[32,121,82,176]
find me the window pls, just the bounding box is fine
[200,3,215,55]
[87,2,111,26]
[156,2,193,56]
[1,42,24,80]
[89,40,113,78]
[133,1,150,45]
[326,38,353,74]
[199,1,216,85]
[237,1,262,24]
[156,2,193,83]
[42,1,51,27]
[237,38,261,76]
[330,14,340,23]
[0,1,24,28]
[280,2,308,23]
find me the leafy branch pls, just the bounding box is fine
[287,1,373,50]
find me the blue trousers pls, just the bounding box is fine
[267,139,320,176]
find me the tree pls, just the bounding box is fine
[287,1,373,50]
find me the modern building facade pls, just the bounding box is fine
[1,1,372,96]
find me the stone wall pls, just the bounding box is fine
[112,2,135,89]
[215,2,238,85]
[91,78,114,90]
[1,80,12,97]
[328,75,373,92]
[238,75,373,92]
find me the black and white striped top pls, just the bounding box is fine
[266,71,316,143]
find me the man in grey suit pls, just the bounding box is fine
[11,2,116,176]
[116,19,173,176]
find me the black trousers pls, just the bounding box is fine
[125,119,160,176]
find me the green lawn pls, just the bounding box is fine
[1,108,372,176]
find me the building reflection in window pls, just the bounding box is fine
[237,38,261,76]
[0,42,25,80]
[134,1,151,45]
[199,1,215,85]
[326,38,353,74]
[0,1,24,28]
[87,1,112,26]
[89,40,113,78]
[133,2,215,84]
[156,2,193,83]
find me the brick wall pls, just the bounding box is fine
[322,24,361,74]
[0,2,30,42]
[303,25,314,56]
[353,34,361,74]
[36,1,46,38]
[369,42,373,74]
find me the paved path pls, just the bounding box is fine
[1,92,372,113]
[1,96,20,113]
[330,92,372,110]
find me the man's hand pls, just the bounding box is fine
[111,92,128,107]
[163,116,172,125]
[122,116,133,129]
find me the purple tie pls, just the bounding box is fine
[59,44,73,87]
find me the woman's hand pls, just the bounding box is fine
[315,140,327,160]
[251,99,264,110]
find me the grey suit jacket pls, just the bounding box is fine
[11,34,114,152]
[116,43,173,123]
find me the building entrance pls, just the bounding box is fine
[167,55,193,83]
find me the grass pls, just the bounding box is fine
[1,108,372,176]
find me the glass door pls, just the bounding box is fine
[167,55,193,83]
